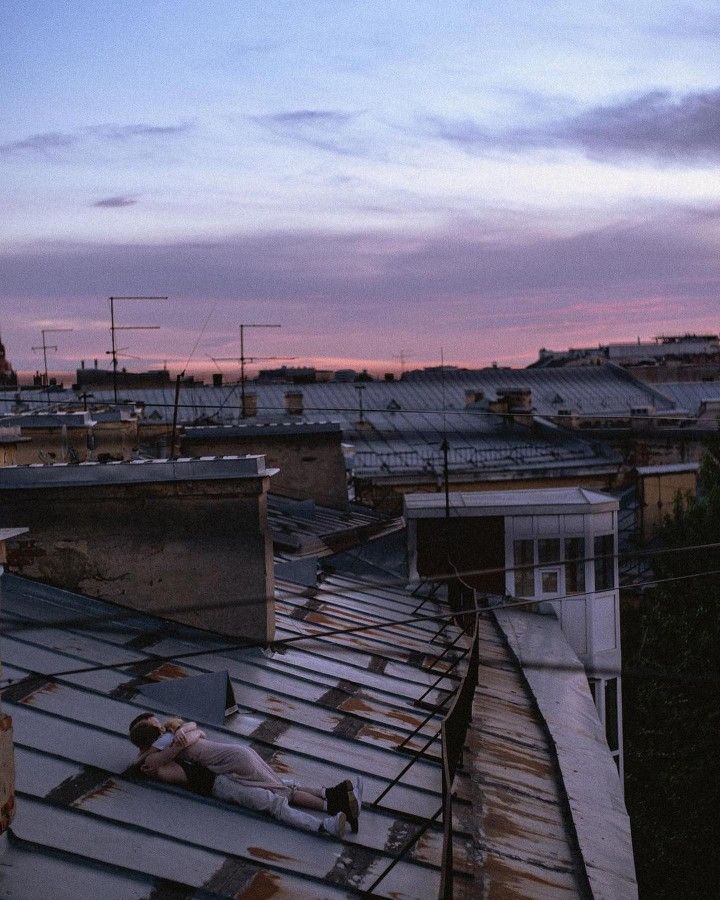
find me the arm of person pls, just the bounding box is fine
[140,725,204,774]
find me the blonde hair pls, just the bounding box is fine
[163,717,184,733]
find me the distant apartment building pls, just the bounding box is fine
[531,333,720,383]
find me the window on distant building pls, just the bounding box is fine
[513,540,535,597]
[565,537,586,594]
[594,534,615,590]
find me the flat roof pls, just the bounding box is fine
[404,486,619,517]
[0,412,96,428]
[635,462,700,476]
[0,456,278,488]
[184,421,342,438]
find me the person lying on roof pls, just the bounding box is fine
[128,712,362,839]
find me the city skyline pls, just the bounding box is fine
[3,1,720,375]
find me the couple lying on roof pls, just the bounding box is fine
[129,713,362,839]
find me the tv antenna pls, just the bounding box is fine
[394,349,413,376]
[108,296,167,403]
[213,323,294,419]
[32,327,74,403]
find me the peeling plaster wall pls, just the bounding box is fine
[0,478,274,643]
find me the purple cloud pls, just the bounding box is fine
[2,209,718,374]
[92,196,139,208]
[251,109,366,157]
[430,86,720,164]
[0,122,192,157]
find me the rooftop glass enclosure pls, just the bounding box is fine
[405,487,623,779]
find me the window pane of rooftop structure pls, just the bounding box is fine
[605,678,619,752]
[565,537,586,594]
[538,538,561,564]
[594,534,615,590]
[541,570,559,593]
[513,539,535,597]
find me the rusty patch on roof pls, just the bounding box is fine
[240,870,283,900]
[325,845,381,889]
[203,856,264,896]
[384,818,422,854]
[109,659,188,699]
[45,767,116,807]
[1,673,56,704]
[332,716,365,740]
[318,682,358,710]
[249,717,291,745]
[290,596,324,621]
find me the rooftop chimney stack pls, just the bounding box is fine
[212,373,223,388]
[285,390,304,416]
[242,392,257,418]
[465,389,484,408]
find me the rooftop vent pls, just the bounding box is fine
[242,393,257,418]
[285,391,303,416]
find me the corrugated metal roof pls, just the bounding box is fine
[0,572,636,897]
[268,495,404,560]
[653,380,720,413]
[493,608,637,898]
[0,380,624,478]
[1,571,475,898]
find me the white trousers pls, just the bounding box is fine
[212,774,321,832]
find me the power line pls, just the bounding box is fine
[4,564,720,689]
[2,538,720,638]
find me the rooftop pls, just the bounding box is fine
[404,486,620,517]
[267,495,404,560]
[0,565,635,897]
[0,456,278,488]
[1,571,469,898]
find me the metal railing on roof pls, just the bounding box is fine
[364,612,480,898]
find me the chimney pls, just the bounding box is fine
[81,360,85,369]
[94,359,98,369]
[212,373,223,388]
[0,462,275,643]
[242,392,258,418]
[465,389,484,408]
[0,527,28,835]
[285,390,304,416]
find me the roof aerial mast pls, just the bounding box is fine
[214,323,294,419]
[107,296,168,404]
[32,327,74,405]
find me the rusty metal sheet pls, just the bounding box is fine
[14,794,340,899]
[493,608,637,899]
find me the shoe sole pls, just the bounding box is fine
[340,779,360,833]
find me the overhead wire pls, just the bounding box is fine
[3,563,720,688]
[2,538,720,638]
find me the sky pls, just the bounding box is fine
[2,0,720,378]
